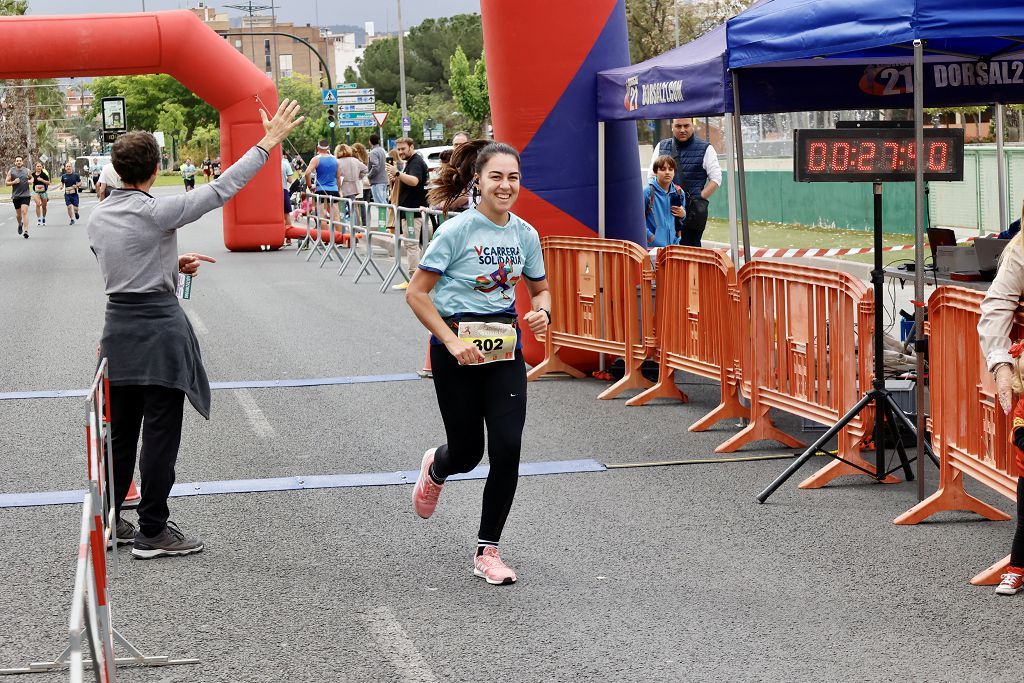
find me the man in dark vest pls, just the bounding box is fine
[649,117,721,247]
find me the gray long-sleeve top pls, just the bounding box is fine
[88,145,269,294]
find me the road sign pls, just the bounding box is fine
[338,95,375,105]
[340,112,376,120]
[338,83,359,89]
[321,89,337,106]
[336,87,374,97]
[336,119,377,128]
[402,116,411,132]
[372,111,389,127]
[423,123,444,142]
[339,103,375,112]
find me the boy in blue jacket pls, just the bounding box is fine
[644,155,686,248]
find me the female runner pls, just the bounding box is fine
[405,141,550,585]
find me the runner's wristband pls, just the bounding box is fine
[537,308,551,325]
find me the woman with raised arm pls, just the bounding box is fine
[87,99,304,560]
[405,141,550,585]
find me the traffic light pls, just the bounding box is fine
[327,107,336,128]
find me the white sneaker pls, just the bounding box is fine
[996,569,1024,595]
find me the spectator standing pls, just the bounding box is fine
[334,144,367,221]
[387,137,430,290]
[97,161,121,201]
[451,131,470,147]
[352,142,373,202]
[649,117,721,247]
[644,155,686,249]
[86,100,304,558]
[282,154,295,245]
[367,133,389,205]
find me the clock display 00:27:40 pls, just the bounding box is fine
[804,139,952,174]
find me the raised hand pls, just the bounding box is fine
[258,98,305,150]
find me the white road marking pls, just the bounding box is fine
[362,606,438,683]
[232,389,276,440]
[183,305,208,334]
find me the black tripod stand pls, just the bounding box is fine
[757,182,939,503]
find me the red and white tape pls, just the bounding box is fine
[735,237,972,259]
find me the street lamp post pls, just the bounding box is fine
[397,0,408,137]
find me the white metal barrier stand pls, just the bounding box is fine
[303,193,335,263]
[379,206,423,292]
[351,202,396,284]
[318,196,349,268]
[294,191,317,255]
[0,360,201,678]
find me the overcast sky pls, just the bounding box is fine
[25,0,481,30]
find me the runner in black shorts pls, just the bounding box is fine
[60,162,82,225]
[7,155,32,237]
[180,158,196,192]
[406,141,551,585]
[31,161,50,226]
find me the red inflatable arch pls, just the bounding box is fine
[0,10,282,252]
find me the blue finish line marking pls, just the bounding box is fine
[0,373,422,401]
[0,459,607,508]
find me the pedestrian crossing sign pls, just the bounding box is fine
[322,89,337,106]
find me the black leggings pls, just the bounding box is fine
[1012,477,1024,567]
[429,345,527,544]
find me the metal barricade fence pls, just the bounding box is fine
[0,360,200,678]
[625,246,752,431]
[715,261,882,487]
[348,201,396,283]
[317,196,350,269]
[527,236,656,400]
[894,286,1016,585]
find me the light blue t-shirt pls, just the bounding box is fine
[418,208,546,319]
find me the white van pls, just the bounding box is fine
[74,155,111,193]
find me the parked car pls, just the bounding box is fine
[75,155,111,192]
[417,145,453,179]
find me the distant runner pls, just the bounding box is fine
[180,157,196,192]
[7,155,32,238]
[60,161,82,225]
[31,161,50,226]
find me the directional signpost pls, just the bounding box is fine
[333,84,377,141]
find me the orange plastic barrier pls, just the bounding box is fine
[717,261,885,487]
[625,246,750,431]
[894,286,1015,585]
[527,236,655,399]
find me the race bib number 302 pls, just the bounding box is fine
[458,321,516,364]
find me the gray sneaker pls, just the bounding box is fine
[107,517,137,548]
[131,521,204,559]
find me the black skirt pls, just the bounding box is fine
[99,292,211,419]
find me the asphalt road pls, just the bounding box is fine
[0,188,1020,682]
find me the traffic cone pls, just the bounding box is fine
[418,342,432,378]
[123,480,141,509]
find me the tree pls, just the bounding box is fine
[189,124,220,160]
[277,76,326,155]
[353,13,483,105]
[157,102,186,166]
[90,74,217,141]
[625,0,754,63]
[449,46,489,129]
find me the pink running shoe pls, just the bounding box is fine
[473,546,517,585]
[412,448,443,519]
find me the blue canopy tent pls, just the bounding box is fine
[724,0,1024,497]
[595,26,747,261]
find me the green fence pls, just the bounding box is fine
[706,145,1024,235]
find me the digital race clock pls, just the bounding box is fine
[794,128,965,183]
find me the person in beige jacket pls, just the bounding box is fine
[980,233,1024,414]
